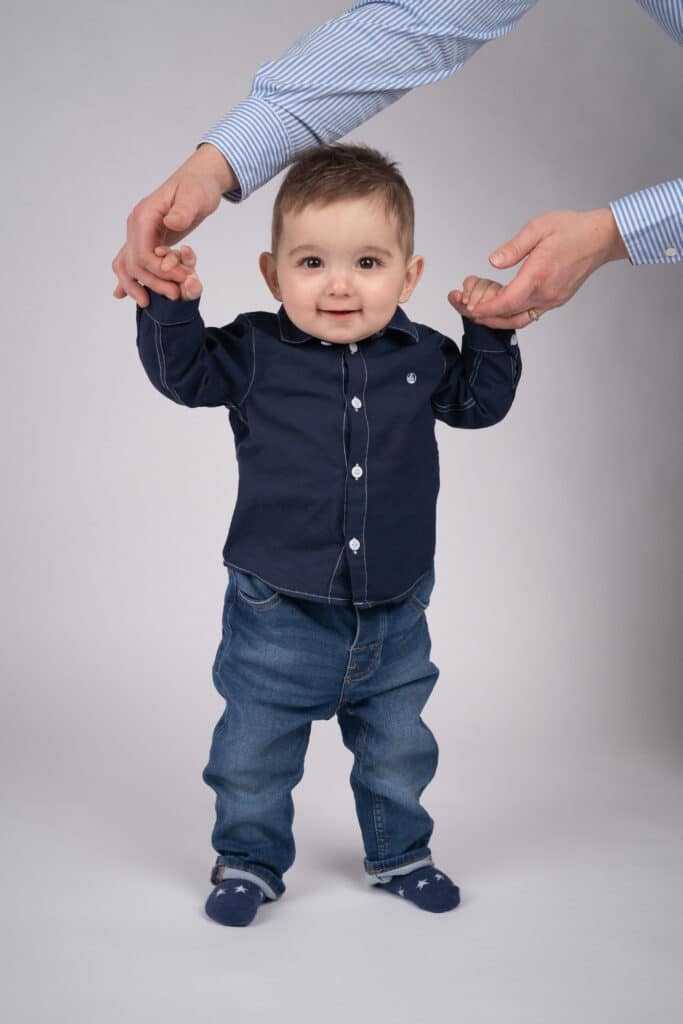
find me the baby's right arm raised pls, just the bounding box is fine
[135,247,254,409]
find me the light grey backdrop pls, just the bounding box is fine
[3,1,682,1021]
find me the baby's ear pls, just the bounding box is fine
[399,254,424,303]
[259,252,281,300]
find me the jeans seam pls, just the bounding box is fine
[342,641,382,685]
[372,792,387,861]
[214,578,237,677]
[235,589,283,610]
[353,718,368,781]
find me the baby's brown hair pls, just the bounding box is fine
[271,143,415,257]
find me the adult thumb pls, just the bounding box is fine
[162,181,201,232]
[489,221,540,269]
[163,202,195,231]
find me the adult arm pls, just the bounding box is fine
[605,0,683,267]
[466,0,683,327]
[203,0,539,201]
[114,0,538,304]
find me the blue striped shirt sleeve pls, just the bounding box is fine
[202,0,682,265]
[638,0,683,43]
[610,178,683,266]
[611,1,683,265]
[201,0,538,200]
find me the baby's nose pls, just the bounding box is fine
[327,274,352,294]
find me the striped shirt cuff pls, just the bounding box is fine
[610,178,683,266]
[200,97,318,202]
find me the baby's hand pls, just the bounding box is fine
[153,244,203,301]
[449,276,502,319]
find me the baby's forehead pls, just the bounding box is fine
[280,196,403,244]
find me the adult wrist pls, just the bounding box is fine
[186,143,239,195]
[592,207,629,264]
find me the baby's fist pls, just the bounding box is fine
[154,244,203,301]
[448,276,502,318]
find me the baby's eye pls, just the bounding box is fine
[300,256,322,269]
[358,256,380,269]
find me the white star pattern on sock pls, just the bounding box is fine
[416,879,429,890]
[434,873,444,881]
[234,885,248,894]
[215,888,227,897]
[398,888,405,897]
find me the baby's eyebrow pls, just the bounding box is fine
[286,244,395,258]
[359,246,394,259]
[287,244,322,257]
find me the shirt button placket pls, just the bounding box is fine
[343,344,367,603]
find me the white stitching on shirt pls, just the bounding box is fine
[433,397,477,412]
[360,349,370,604]
[341,353,348,470]
[469,350,483,387]
[327,545,345,604]
[224,562,432,607]
[466,347,512,355]
[340,352,349,541]
[236,321,257,407]
[143,308,195,328]
[155,320,185,405]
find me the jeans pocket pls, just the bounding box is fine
[408,566,436,611]
[232,568,283,610]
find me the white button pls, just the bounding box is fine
[351,396,362,411]
[349,343,358,354]
[406,372,417,384]
[349,537,361,553]
[351,464,363,480]
[510,332,518,347]
[665,246,678,258]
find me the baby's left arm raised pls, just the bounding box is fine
[432,277,522,429]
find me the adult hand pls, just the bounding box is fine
[112,144,237,306]
[448,208,630,331]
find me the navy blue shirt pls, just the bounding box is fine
[136,292,521,607]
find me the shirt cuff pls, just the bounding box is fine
[461,317,518,353]
[201,96,315,202]
[610,180,683,266]
[140,289,201,326]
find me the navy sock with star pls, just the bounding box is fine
[205,879,265,926]
[380,866,460,913]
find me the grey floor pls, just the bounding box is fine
[5,722,682,1023]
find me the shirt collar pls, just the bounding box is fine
[277,305,420,345]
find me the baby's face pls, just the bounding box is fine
[259,196,423,344]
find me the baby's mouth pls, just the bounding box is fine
[319,309,360,318]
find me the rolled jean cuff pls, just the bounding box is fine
[211,859,283,900]
[364,849,433,885]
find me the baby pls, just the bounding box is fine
[136,143,522,926]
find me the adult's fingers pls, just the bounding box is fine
[447,293,536,331]
[113,276,148,305]
[112,246,150,304]
[489,219,543,270]
[112,249,181,303]
[467,260,541,320]
[122,191,192,283]
[113,239,188,300]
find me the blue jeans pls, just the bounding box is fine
[203,565,439,900]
